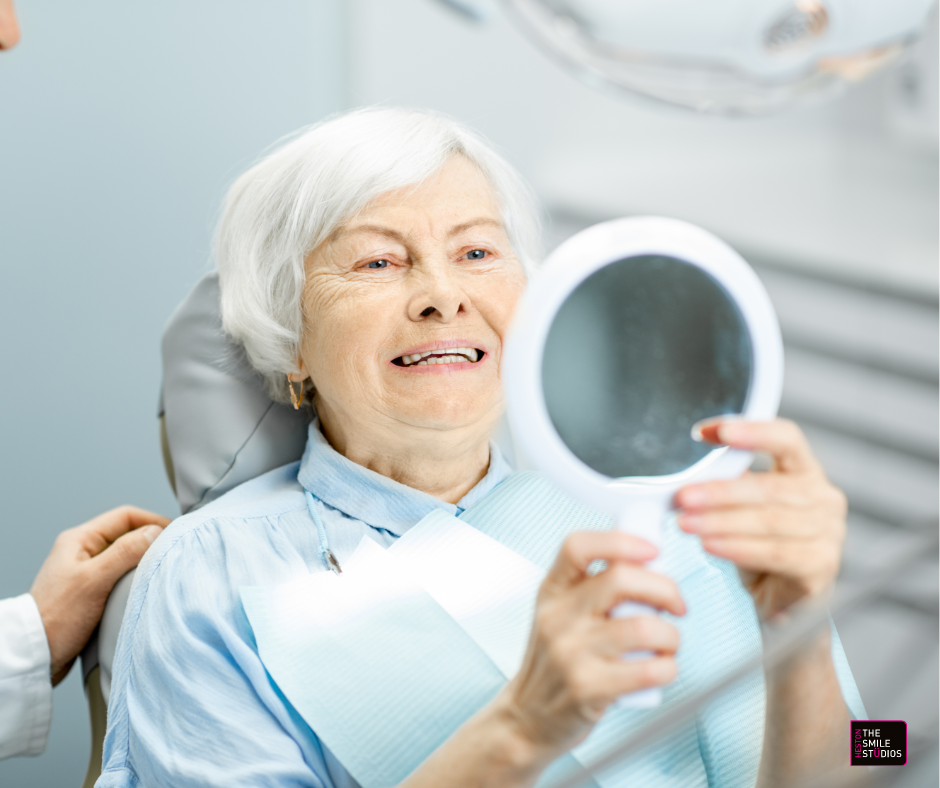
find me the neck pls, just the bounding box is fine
[315,398,497,505]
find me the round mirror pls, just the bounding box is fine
[542,255,753,480]
[505,216,783,525]
[504,216,783,708]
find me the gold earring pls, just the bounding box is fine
[287,376,304,410]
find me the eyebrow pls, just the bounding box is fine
[446,217,505,236]
[335,217,505,243]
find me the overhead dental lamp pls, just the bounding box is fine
[437,0,937,114]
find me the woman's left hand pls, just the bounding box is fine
[675,418,847,621]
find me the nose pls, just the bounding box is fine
[407,262,470,323]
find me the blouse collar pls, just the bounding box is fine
[297,419,513,537]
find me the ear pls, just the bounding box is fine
[288,359,311,384]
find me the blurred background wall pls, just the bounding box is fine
[1,1,936,785]
[0,1,344,784]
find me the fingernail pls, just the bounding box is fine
[678,514,703,533]
[653,658,678,683]
[717,421,745,444]
[691,419,723,444]
[629,544,659,563]
[701,537,727,556]
[142,525,163,545]
[677,487,707,508]
[693,415,748,445]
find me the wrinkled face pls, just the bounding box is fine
[297,156,528,439]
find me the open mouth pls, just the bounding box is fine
[392,346,484,367]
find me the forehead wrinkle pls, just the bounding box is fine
[446,217,505,237]
[334,216,505,248]
[331,224,408,245]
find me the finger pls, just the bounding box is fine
[77,506,171,555]
[678,507,821,539]
[0,0,22,51]
[676,470,816,511]
[700,535,825,577]
[51,657,77,688]
[86,524,163,591]
[574,563,686,617]
[594,615,680,658]
[705,418,819,475]
[593,655,678,699]
[545,531,658,590]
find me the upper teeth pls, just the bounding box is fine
[401,347,480,366]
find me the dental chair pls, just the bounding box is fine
[79,271,310,788]
[79,270,521,787]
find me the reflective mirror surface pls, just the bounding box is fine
[542,255,752,478]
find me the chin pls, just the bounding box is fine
[398,393,501,433]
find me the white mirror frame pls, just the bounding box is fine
[504,216,784,539]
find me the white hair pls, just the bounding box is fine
[215,107,541,402]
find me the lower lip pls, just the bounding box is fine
[390,355,487,373]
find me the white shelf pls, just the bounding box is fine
[536,137,939,297]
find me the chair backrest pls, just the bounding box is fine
[79,569,135,788]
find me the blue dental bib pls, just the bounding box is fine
[241,472,864,788]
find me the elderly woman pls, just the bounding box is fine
[99,108,860,788]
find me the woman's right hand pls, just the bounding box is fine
[402,532,685,788]
[498,531,686,762]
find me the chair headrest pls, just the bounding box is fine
[160,271,310,514]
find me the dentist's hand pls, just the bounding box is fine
[498,531,685,760]
[676,418,847,621]
[30,506,171,685]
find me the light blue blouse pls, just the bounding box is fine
[98,422,863,788]
[98,423,514,788]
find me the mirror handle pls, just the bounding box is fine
[608,493,674,708]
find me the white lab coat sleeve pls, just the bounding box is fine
[0,593,52,760]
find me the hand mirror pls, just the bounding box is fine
[504,216,783,705]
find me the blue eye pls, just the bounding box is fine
[467,249,486,260]
[366,260,389,269]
